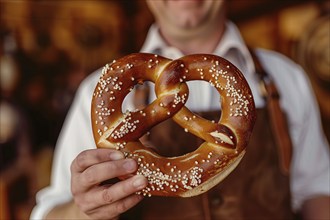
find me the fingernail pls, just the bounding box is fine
[109,151,124,160]
[123,159,137,172]
[133,175,147,189]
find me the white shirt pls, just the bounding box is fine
[30,22,330,219]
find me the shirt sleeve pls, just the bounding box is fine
[288,65,330,211]
[30,72,100,219]
[258,49,330,211]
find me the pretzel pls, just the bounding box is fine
[91,53,256,197]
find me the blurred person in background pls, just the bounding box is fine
[31,1,330,220]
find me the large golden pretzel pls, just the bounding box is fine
[91,53,256,197]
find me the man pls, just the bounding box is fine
[31,1,330,219]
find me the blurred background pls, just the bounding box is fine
[0,0,329,219]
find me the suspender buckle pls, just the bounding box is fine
[258,74,280,100]
[258,78,268,98]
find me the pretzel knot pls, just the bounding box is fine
[91,53,256,197]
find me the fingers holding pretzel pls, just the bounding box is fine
[91,53,256,197]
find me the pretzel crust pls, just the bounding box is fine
[91,53,256,197]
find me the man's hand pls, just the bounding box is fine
[70,148,148,219]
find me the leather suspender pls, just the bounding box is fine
[249,48,292,175]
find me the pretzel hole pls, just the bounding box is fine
[185,80,222,111]
[147,119,201,157]
[120,82,150,113]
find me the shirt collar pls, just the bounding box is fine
[140,21,256,77]
[214,21,255,76]
[140,23,169,55]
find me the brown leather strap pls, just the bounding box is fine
[133,83,151,145]
[201,193,212,220]
[133,84,150,110]
[249,48,292,175]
